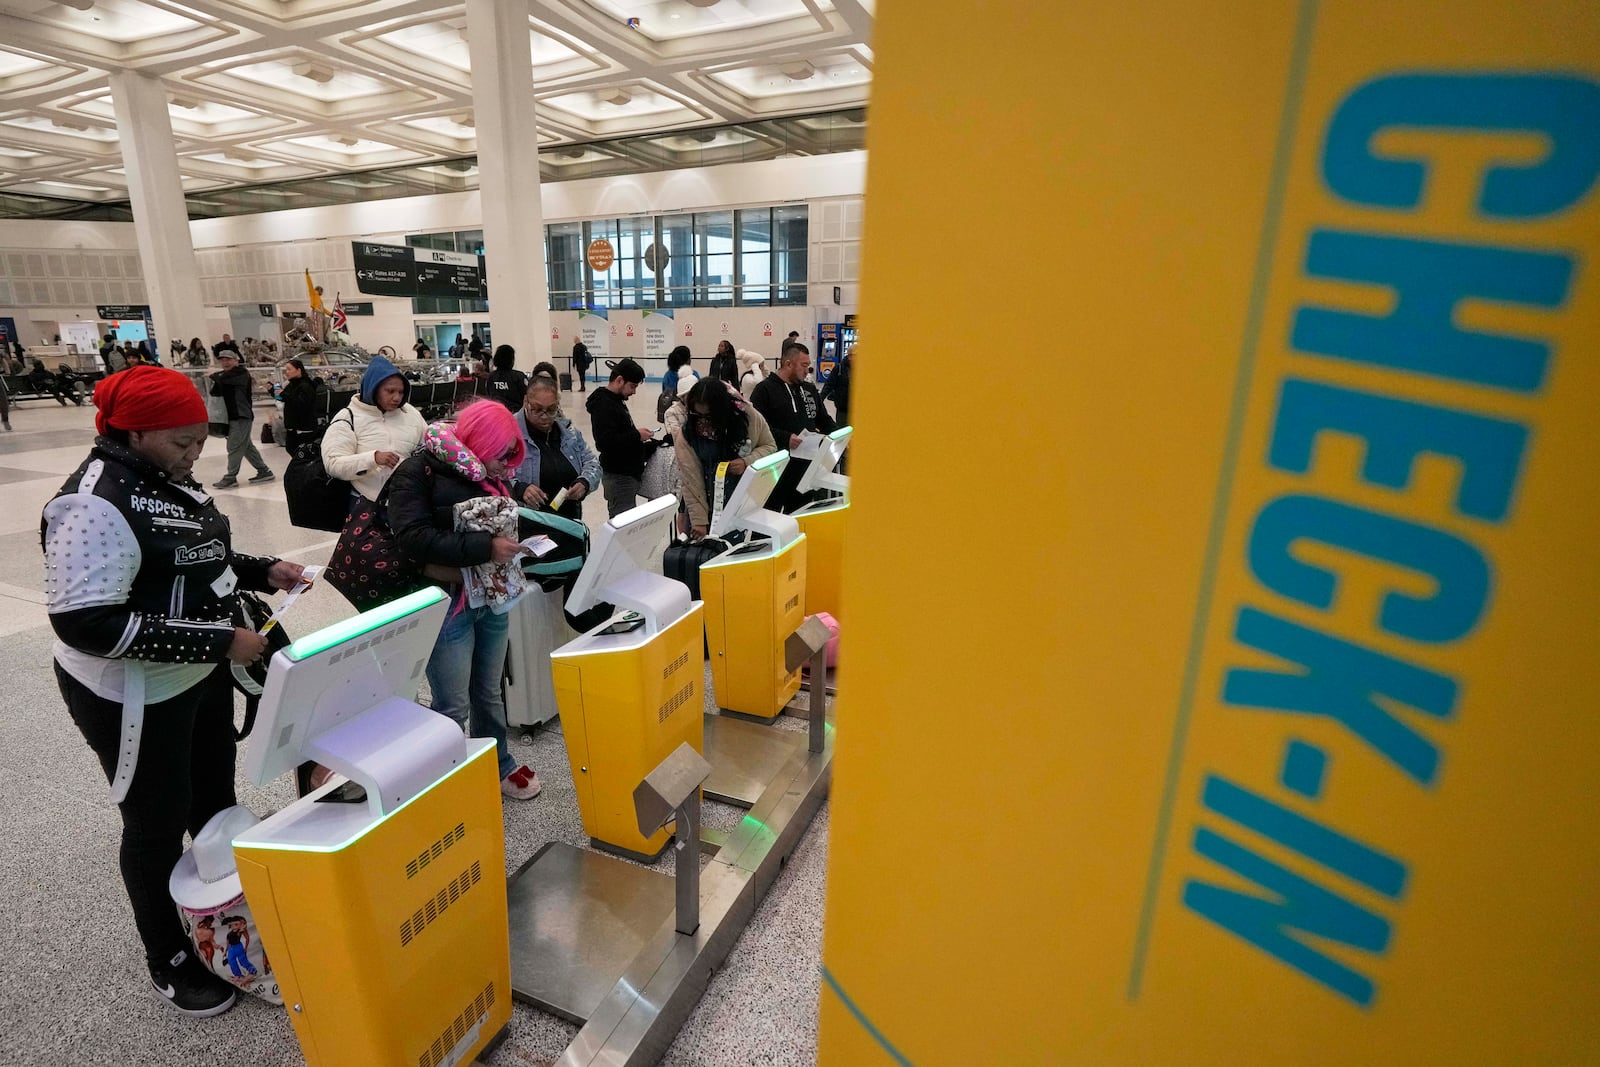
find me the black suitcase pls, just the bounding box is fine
[559,372,573,391]
[663,538,725,601]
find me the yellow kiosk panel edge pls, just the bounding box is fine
[234,744,511,1067]
[820,1,1600,1064]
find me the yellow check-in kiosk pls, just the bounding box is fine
[699,452,807,720]
[231,588,511,1067]
[792,427,853,620]
[550,495,705,862]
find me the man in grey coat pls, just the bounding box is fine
[207,352,273,488]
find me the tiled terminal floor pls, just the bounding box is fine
[0,388,828,1067]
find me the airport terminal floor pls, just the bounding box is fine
[0,390,829,1067]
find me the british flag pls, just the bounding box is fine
[331,294,347,334]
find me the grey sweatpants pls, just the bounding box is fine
[602,473,642,518]
[224,417,270,479]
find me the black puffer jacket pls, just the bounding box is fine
[280,376,330,455]
[386,450,501,569]
[41,438,278,663]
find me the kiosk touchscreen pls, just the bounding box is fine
[794,426,852,501]
[699,453,809,719]
[568,494,689,636]
[232,588,512,1067]
[550,495,706,860]
[708,449,800,547]
[793,426,852,619]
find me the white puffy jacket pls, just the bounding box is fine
[319,396,427,502]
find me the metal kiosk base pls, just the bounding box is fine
[504,710,833,1065]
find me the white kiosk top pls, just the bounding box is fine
[242,586,473,823]
[563,494,693,646]
[708,450,800,550]
[794,426,853,501]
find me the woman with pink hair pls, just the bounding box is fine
[386,401,542,800]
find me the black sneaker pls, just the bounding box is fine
[248,470,275,483]
[149,950,237,1018]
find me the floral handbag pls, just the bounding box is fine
[323,492,429,613]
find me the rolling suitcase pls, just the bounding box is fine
[663,537,725,602]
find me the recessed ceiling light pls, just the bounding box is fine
[600,88,631,107]
[291,61,336,85]
[780,61,815,81]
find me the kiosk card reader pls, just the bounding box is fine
[699,452,809,720]
[792,426,852,620]
[551,495,706,861]
[232,588,512,1067]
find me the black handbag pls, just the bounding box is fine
[230,590,291,741]
[282,409,353,532]
[283,446,349,532]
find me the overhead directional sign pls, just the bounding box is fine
[414,247,482,298]
[352,241,489,300]
[352,242,416,297]
[96,304,151,320]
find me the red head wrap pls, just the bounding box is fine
[93,365,210,437]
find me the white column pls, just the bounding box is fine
[466,0,553,367]
[108,71,207,355]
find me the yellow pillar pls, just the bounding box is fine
[819,2,1600,1063]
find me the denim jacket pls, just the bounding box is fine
[511,413,602,499]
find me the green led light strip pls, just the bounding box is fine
[285,586,448,660]
[828,426,852,441]
[753,451,787,471]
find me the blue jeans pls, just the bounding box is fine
[425,602,514,778]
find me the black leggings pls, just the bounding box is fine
[55,663,238,968]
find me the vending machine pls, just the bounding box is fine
[815,315,857,385]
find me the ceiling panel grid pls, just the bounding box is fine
[0,0,872,208]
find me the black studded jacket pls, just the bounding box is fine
[41,438,278,664]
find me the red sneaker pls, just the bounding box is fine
[500,765,542,800]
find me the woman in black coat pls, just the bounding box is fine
[278,358,327,455]
[385,401,542,801]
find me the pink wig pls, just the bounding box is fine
[454,399,525,472]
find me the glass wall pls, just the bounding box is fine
[408,204,808,318]
[541,206,807,311]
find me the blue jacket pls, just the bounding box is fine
[511,412,602,499]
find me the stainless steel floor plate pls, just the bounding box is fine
[701,713,802,808]
[506,842,675,1024]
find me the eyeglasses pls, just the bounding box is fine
[526,405,559,417]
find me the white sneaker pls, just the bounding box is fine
[500,765,542,800]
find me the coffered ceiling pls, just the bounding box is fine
[0,0,873,204]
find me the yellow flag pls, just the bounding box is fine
[304,269,327,314]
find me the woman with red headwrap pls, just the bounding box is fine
[41,365,305,1019]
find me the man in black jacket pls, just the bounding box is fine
[207,352,273,488]
[210,334,240,359]
[749,341,836,512]
[585,358,653,517]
